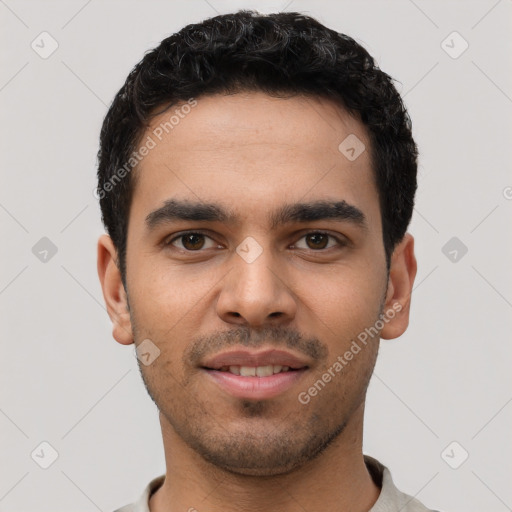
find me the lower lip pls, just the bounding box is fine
[203,368,307,400]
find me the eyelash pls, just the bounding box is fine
[165,230,346,252]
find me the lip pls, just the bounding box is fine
[203,367,308,400]
[201,349,310,370]
[200,348,310,400]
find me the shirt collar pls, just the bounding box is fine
[118,455,432,512]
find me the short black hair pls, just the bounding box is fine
[97,10,418,287]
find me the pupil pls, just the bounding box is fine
[184,234,204,250]
[307,233,327,249]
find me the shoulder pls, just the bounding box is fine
[364,455,441,512]
[112,475,165,512]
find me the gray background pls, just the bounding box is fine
[1,0,511,511]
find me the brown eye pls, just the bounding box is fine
[168,232,217,251]
[293,232,343,251]
[181,233,205,250]
[305,233,329,249]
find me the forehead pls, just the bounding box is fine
[130,92,379,230]
[144,92,366,156]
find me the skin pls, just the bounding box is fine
[98,92,417,512]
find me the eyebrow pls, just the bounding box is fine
[269,200,366,230]
[145,199,367,231]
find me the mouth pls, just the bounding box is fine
[201,349,310,400]
[210,364,298,377]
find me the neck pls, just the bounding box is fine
[149,403,380,512]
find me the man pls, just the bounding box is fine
[97,10,439,512]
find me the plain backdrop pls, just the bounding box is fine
[1,1,511,511]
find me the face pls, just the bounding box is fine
[98,92,416,476]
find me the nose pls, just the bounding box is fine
[216,246,297,327]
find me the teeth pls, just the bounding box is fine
[240,366,256,377]
[229,365,240,375]
[221,365,292,376]
[256,365,273,377]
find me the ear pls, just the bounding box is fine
[380,233,417,340]
[97,234,134,345]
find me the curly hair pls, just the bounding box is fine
[97,10,418,286]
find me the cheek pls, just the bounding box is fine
[299,273,381,408]
[129,259,215,322]
[302,265,384,339]
[126,261,223,375]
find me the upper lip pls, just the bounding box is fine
[201,349,310,370]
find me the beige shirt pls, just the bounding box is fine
[114,455,439,512]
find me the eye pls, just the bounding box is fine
[293,232,344,250]
[167,232,218,251]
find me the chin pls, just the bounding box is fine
[199,447,308,477]
[188,419,347,478]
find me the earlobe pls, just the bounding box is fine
[380,233,417,340]
[97,234,134,345]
